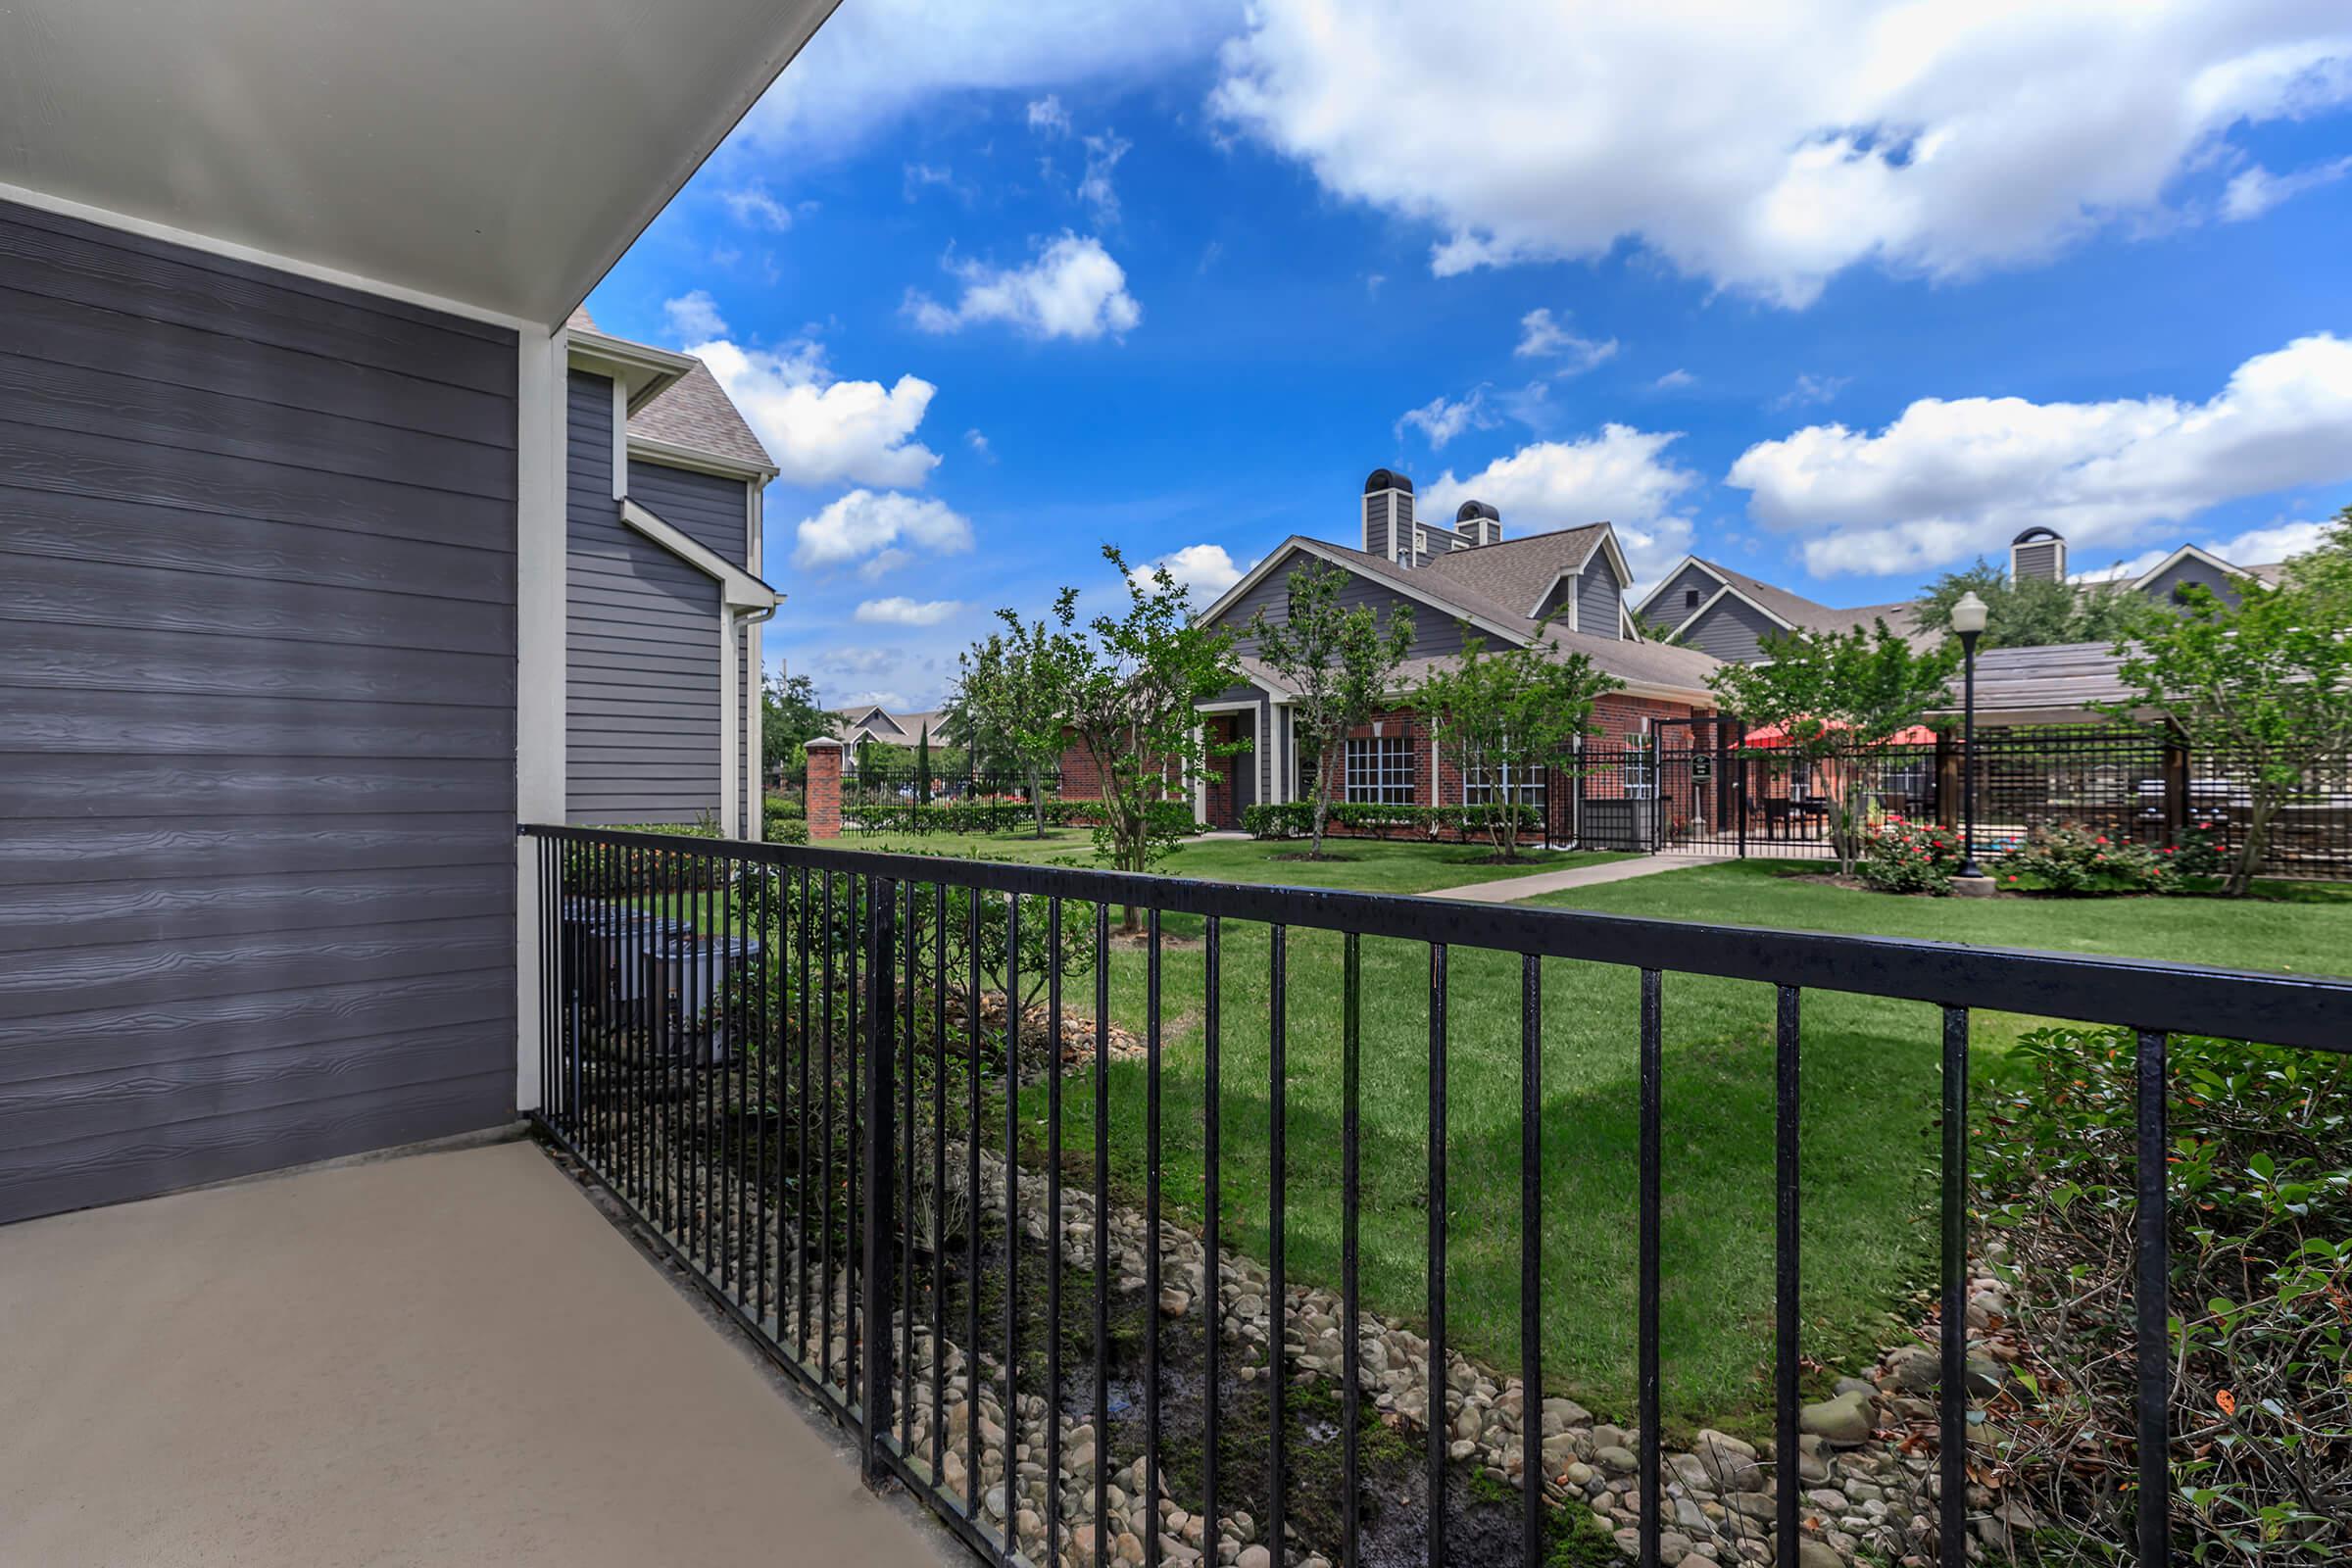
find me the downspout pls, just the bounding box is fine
[731,603,779,837]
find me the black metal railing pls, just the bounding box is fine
[520,824,2349,1568]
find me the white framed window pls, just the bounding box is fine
[1463,759,1547,808]
[1345,735,1415,805]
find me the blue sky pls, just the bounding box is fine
[584,1,2352,711]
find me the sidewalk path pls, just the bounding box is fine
[1429,852,1736,904]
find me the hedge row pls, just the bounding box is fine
[854,798,1201,837]
[1241,800,1541,841]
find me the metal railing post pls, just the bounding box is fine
[859,873,897,1486]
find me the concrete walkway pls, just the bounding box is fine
[1430,851,1736,903]
[0,1139,957,1568]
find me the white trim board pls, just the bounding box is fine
[513,324,568,1113]
[2126,543,2256,595]
[1629,554,1725,622]
[620,499,777,609]
[629,431,779,484]
[1199,537,1531,649]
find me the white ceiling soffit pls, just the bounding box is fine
[0,0,840,326]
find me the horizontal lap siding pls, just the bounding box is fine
[628,460,755,833]
[0,199,517,1224]
[566,378,720,824]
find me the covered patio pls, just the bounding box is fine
[0,1135,957,1567]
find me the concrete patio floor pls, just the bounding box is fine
[0,1135,961,1568]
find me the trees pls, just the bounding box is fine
[2112,558,2352,896]
[1706,621,1959,876]
[1060,547,1241,921]
[953,597,1087,838]
[1411,620,1623,862]
[1248,560,1416,858]
[1914,559,2149,648]
[760,670,829,784]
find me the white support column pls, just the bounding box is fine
[744,483,765,840]
[514,323,568,1115]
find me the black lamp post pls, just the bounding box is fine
[1952,591,1988,880]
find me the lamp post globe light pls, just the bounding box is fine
[1951,591,1989,886]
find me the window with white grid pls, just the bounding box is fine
[1345,735,1415,805]
[1463,758,1547,808]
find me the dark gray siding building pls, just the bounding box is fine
[0,200,518,1224]
[2138,552,2247,607]
[629,458,757,811]
[1577,554,1623,637]
[564,370,725,825]
[1677,594,1787,662]
[1642,563,1724,632]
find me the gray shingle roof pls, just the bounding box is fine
[1303,539,1723,698]
[565,306,773,473]
[1419,524,1607,615]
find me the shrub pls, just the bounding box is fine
[2169,816,2233,880]
[1976,1027,2350,1561]
[1991,821,2170,896]
[1857,813,1961,894]
[564,813,725,892]
[1242,800,1540,843]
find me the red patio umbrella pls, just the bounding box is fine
[1743,720,1937,748]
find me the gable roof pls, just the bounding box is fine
[1201,533,1721,702]
[566,306,774,476]
[2125,543,2270,596]
[1419,524,1609,614]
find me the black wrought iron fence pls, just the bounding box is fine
[520,824,2349,1568]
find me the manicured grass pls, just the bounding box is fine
[1017,858,2352,1442]
[852,826,1631,895]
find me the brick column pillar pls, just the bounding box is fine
[806,738,844,840]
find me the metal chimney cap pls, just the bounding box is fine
[1363,467,1415,495]
[2011,525,2063,545]
[1455,500,1499,523]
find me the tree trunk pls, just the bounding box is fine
[1310,792,1328,859]
[2229,788,2280,898]
[1029,765,1049,839]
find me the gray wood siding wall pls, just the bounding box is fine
[628,459,755,829]
[2139,555,2244,608]
[1643,563,1722,631]
[0,199,518,1224]
[1678,593,1786,663]
[565,375,721,825]
[1214,556,1470,662]
[1578,555,1623,639]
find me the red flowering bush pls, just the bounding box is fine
[1992,821,2167,895]
[1858,812,1961,894]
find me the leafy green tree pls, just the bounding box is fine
[1706,622,1959,875]
[1059,547,1242,922]
[2284,504,2352,612]
[1248,560,1416,858]
[1410,619,1624,862]
[953,597,1089,837]
[1914,558,2150,648]
[2111,571,2352,895]
[760,670,829,784]
[916,723,932,806]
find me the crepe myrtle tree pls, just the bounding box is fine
[1249,559,1416,858]
[1707,620,1959,877]
[1060,546,1242,926]
[953,600,1086,838]
[2111,546,2352,896]
[1411,617,1624,862]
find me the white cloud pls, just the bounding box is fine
[2205,517,2333,564]
[1421,424,1702,581]
[1395,387,1498,450]
[686,337,941,489]
[840,689,911,710]
[906,233,1142,341]
[1726,333,2352,576]
[857,548,914,582]
[793,490,976,571]
[661,290,729,343]
[965,429,995,462]
[1129,543,1252,601]
[2222,156,2352,220]
[720,184,795,231]
[1654,368,1697,390]
[856,597,964,626]
[737,0,1243,156]
[1772,371,1851,411]
[903,162,961,201]
[1027,94,1073,136]
[1078,130,1133,222]
[1211,3,2352,307]
[1513,308,1619,371]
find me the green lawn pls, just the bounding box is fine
[850,825,1631,894]
[1009,858,2352,1442]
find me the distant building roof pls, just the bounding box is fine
[1926,642,2147,723]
